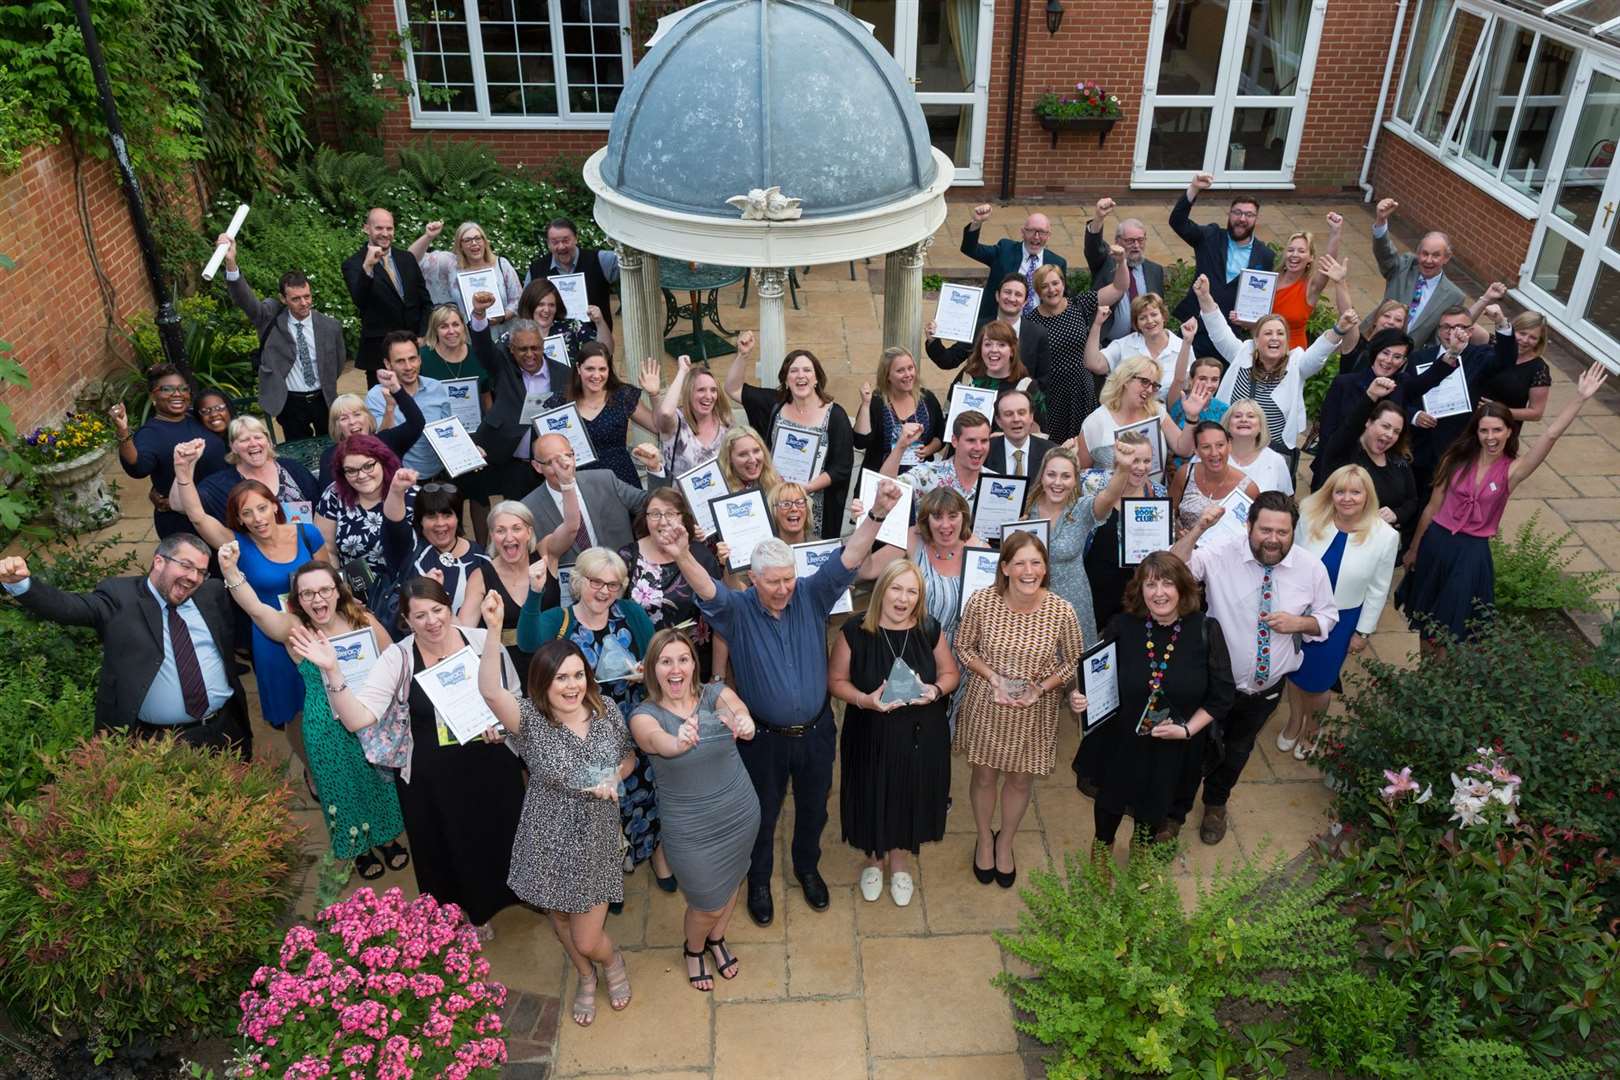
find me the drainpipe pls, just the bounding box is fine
[997,0,1026,202]
[1359,0,1409,202]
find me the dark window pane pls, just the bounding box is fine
[1584,262,1620,343]
[513,0,547,19]
[447,84,478,111]
[595,85,621,112]
[1157,0,1228,94]
[1528,229,1581,307]
[525,55,556,84]
[566,56,592,84]
[415,25,441,51]
[569,86,599,112]
[525,84,559,114]
[488,84,524,114]
[593,26,619,53]
[563,24,591,52]
[480,25,516,52]
[476,0,511,21]
[1146,107,1211,170]
[443,55,475,83]
[596,57,621,84]
[1225,107,1290,171]
[484,53,520,83]
[517,23,551,53]
[438,24,469,52]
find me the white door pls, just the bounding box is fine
[1132,0,1328,187]
[1521,55,1620,364]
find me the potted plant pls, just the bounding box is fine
[18,409,119,532]
[1033,80,1123,148]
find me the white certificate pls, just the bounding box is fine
[532,402,597,466]
[1001,517,1049,549]
[1233,269,1278,324]
[327,627,381,690]
[933,282,983,343]
[1416,360,1472,419]
[557,561,574,603]
[442,378,482,432]
[281,500,313,525]
[792,539,853,615]
[676,459,729,538]
[709,487,775,570]
[771,423,824,485]
[423,415,485,478]
[854,467,913,550]
[455,268,507,321]
[971,473,1028,541]
[956,545,1001,618]
[1115,416,1165,478]
[1199,486,1254,548]
[412,645,501,744]
[1079,638,1120,732]
[1119,497,1172,566]
[550,273,589,321]
[943,383,999,443]
[543,333,572,368]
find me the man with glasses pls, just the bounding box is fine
[1400,303,1518,499]
[111,364,228,539]
[960,203,1069,326]
[520,433,654,560]
[526,217,620,331]
[1169,172,1274,360]
[1084,197,1166,346]
[1366,198,1465,350]
[463,318,573,504]
[0,535,250,754]
[364,332,453,481]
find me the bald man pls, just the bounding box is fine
[960,202,1068,325]
[342,206,433,387]
[1367,197,1465,350]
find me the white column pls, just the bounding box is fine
[613,242,652,384]
[755,267,789,386]
[882,237,932,365]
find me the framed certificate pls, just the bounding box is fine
[1416,360,1472,419]
[933,282,983,342]
[442,377,482,432]
[854,467,913,550]
[943,383,999,443]
[413,646,502,744]
[1118,497,1172,566]
[676,459,729,538]
[543,333,572,368]
[1198,486,1254,548]
[531,401,597,466]
[281,500,313,525]
[557,561,575,603]
[971,472,1028,541]
[1000,517,1049,549]
[327,627,381,690]
[1078,637,1120,733]
[455,267,507,321]
[1232,269,1278,324]
[424,416,486,478]
[791,539,853,615]
[550,273,589,320]
[771,422,825,486]
[1114,416,1166,478]
[708,486,775,571]
[956,545,1001,619]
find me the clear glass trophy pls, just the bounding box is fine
[694,698,737,744]
[571,761,620,795]
[593,636,640,684]
[1000,676,1030,704]
[879,655,925,707]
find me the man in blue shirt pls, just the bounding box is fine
[365,331,453,479]
[659,477,904,926]
[1168,171,1274,361]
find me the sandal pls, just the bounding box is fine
[604,948,632,1011]
[378,840,410,871]
[683,946,713,992]
[571,970,597,1027]
[354,850,385,881]
[706,937,739,980]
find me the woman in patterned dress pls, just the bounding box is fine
[954,533,1085,889]
[1026,258,1127,444]
[478,631,636,1027]
[619,487,727,679]
[508,275,612,358]
[315,434,402,579]
[546,342,656,488]
[853,346,944,475]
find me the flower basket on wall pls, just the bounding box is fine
[1034,80,1122,148]
[1036,114,1118,149]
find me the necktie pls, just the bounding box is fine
[1127,271,1140,301]
[1022,254,1040,315]
[1012,448,1025,476]
[1254,565,1274,687]
[383,252,403,296]
[1408,276,1426,322]
[293,320,317,387]
[574,516,591,553]
[166,603,211,720]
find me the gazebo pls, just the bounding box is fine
[584,0,953,385]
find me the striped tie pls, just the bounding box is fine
[166,603,211,720]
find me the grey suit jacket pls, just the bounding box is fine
[229,275,347,417]
[521,470,652,560]
[1367,230,1466,351]
[1083,227,1166,344]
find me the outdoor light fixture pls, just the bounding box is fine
[1045,0,1064,35]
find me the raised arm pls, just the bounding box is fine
[218,541,298,641]
[1089,456,1136,521]
[1306,212,1343,305]
[1083,198,1114,275]
[171,441,235,550]
[961,204,998,264]
[408,220,443,262]
[841,477,903,569]
[1510,363,1609,491]
[1192,274,1244,363]
[852,383,874,440]
[586,305,614,357]
[655,354,693,436]
[1297,310,1355,381]
[655,522,719,603]
[1170,504,1223,563]
[477,591,523,733]
[1466,283,1509,346]
[629,707,699,758]
[1169,173,1213,247]
[1166,317,1198,409]
[724,330,756,403]
[1317,253,1358,353]
[539,483,584,559]
[878,421,923,478]
[1370,198,1402,281]
[1094,243,1131,309]
[1083,307,1112,375]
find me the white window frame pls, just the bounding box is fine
[394,0,634,130]
[886,0,995,184]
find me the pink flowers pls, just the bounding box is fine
[1379,766,1431,804]
[233,887,507,1079]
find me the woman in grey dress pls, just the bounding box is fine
[1026,446,1100,648]
[478,601,636,1029]
[629,629,760,992]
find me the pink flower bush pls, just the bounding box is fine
[232,887,507,1079]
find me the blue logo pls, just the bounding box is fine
[434,667,468,687]
[433,424,456,438]
[725,502,754,520]
[447,384,469,399]
[990,482,1016,499]
[975,555,997,573]
[690,473,714,490]
[785,433,809,452]
[334,642,363,662]
[1248,273,1270,288]
[1133,505,1160,523]
[946,291,972,307]
[1089,655,1111,674]
[545,417,570,432]
[805,548,834,567]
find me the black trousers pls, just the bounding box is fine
[736,710,835,886]
[357,337,385,388]
[276,390,327,442]
[131,701,250,757]
[1168,683,1284,821]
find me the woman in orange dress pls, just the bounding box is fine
[1237,212,1349,350]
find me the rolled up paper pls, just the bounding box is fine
[201,203,251,281]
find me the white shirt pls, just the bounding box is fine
[1187,534,1337,693]
[1100,333,1177,401]
[1230,447,1295,495]
[546,482,597,548]
[284,312,318,393]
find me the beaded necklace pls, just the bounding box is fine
[1144,618,1182,710]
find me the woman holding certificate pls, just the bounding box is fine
[513,276,612,357]
[1080,431,1167,633]
[1026,261,1126,444]
[458,501,555,691]
[218,547,407,881]
[657,347,740,476]
[408,220,523,332]
[716,426,785,497]
[315,434,403,579]
[1169,423,1260,536]
[725,348,854,540]
[1074,354,1201,471]
[953,322,1046,425]
[545,342,657,488]
[1076,552,1234,855]
[293,577,525,943]
[853,346,944,475]
[954,533,1085,888]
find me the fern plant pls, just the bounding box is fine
[1490,511,1616,612]
[276,147,395,219]
[395,139,505,198]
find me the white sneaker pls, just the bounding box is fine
[859,866,883,902]
[1275,731,1297,753]
[889,871,914,907]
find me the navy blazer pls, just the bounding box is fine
[1402,329,1519,473]
[1168,193,1274,359]
[959,222,1068,325]
[342,245,432,344]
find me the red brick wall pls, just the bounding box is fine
[0,141,153,428]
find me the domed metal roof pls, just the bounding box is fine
[600,0,938,220]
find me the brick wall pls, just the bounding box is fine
[0,141,154,428]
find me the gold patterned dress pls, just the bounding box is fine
[953,588,1085,775]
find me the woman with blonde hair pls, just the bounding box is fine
[854,345,944,474]
[715,425,785,498]
[656,348,739,475]
[1279,464,1398,758]
[830,559,959,906]
[1480,310,1552,422]
[768,482,813,546]
[1222,398,1296,495]
[183,414,322,523]
[408,220,523,332]
[318,369,424,491]
[1073,354,1203,471]
[458,500,553,691]
[1253,214,1348,350]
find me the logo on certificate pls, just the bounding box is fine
[334,642,364,662]
[435,667,469,687]
[690,473,714,490]
[725,502,754,520]
[1247,273,1269,287]
[545,417,571,432]
[974,554,997,573]
[804,548,834,568]
[433,424,456,438]
[1089,654,1111,675]
[946,292,972,308]
[447,385,470,399]
[785,433,809,452]
[1133,505,1161,523]
[990,482,1016,500]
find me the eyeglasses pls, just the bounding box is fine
[646,510,683,522]
[156,553,207,575]
[1131,376,1163,391]
[583,575,621,593]
[153,384,191,396]
[342,460,380,478]
[420,483,458,495]
[1229,209,1258,220]
[1022,228,1051,237]
[297,585,337,601]
[198,404,230,417]
[775,498,807,510]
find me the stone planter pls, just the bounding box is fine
[34,445,118,532]
[1036,113,1118,149]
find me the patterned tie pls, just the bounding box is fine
[293,320,318,387]
[383,252,403,296]
[1408,275,1426,322]
[1254,565,1274,687]
[1022,253,1040,315]
[574,517,591,553]
[1012,448,1024,476]
[166,603,211,720]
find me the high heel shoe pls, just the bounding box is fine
[995,833,1017,889]
[972,830,997,885]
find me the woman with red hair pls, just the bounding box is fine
[315,433,402,578]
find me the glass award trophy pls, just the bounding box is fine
[695,698,737,744]
[879,655,925,707]
[593,636,640,683]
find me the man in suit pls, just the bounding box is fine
[343,207,432,389]
[1169,172,1274,360]
[527,218,619,331]
[466,317,574,504]
[521,433,652,560]
[1367,198,1466,350]
[984,389,1052,478]
[220,236,345,441]
[1084,197,1166,345]
[1401,304,1518,499]
[960,203,1068,324]
[0,535,250,754]
[925,275,1053,383]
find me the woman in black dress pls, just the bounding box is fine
[829,559,960,908]
[1315,380,1422,547]
[1078,552,1234,854]
[1081,428,1167,630]
[1481,311,1552,422]
[1025,261,1125,444]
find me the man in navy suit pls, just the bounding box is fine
[960,203,1068,325]
[1085,197,1166,346]
[1400,303,1518,500]
[1169,173,1274,360]
[343,207,433,388]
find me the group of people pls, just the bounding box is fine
[11,184,1610,1026]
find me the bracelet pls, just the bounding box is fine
[118,434,133,443]
[1176,720,1190,736]
[326,681,348,696]
[224,577,248,590]
[176,479,192,486]
[870,512,887,523]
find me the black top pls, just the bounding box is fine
[739,384,855,542]
[1480,356,1551,411]
[1315,392,1423,539]
[1402,330,1518,470]
[851,389,945,470]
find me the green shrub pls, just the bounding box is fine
[1492,511,1616,613]
[0,664,95,808]
[114,296,261,424]
[0,736,300,1061]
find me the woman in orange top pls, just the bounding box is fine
[1235,212,1350,350]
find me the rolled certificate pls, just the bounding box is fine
[201,204,251,282]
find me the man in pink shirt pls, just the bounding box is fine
[1168,491,1338,844]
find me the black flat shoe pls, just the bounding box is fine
[378,840,410,872]
[746,882,774,926]
[608,900,624,916]
[796,870,830,911]
[655,871,679,893]
[996,864,1017,889]
[973,830,997,885]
